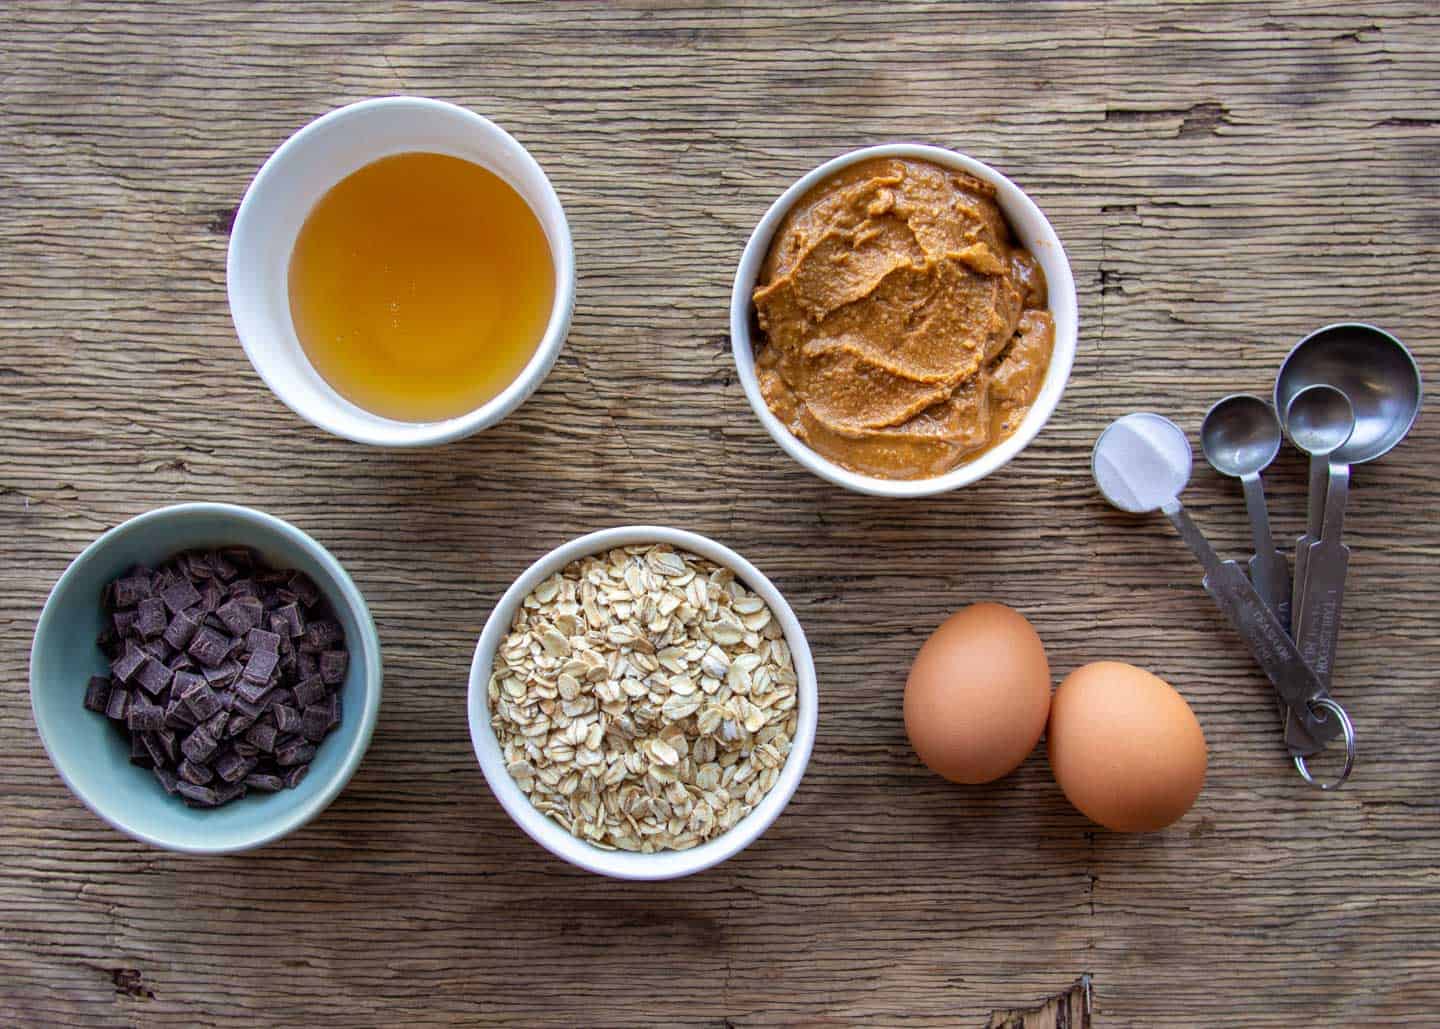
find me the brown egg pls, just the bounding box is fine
[904,603,1052,784]
[1047,662,1207,832]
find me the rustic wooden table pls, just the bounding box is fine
[4,2,1438,1025]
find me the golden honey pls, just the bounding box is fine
[288,152,554,422]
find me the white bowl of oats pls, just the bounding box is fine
[467,526,817,880]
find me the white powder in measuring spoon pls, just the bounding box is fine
[1092,413,1193,512]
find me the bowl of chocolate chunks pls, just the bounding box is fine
[30,503,382,853]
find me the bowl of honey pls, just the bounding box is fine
[227,96,575,446]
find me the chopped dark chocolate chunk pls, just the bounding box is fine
[157,727,181,763]
[141,639,171,662]
[172,669,205,695]
[275,740,316,767]
[210,549,238,582]
[244,772,285,792]
[305,619,343,649]
[216,595,263,636]
[272,602,305,639]
[97,625,120,654]
[181,679,222,721]
[283,764,309,789]
[160,576,202,615]
[203,709,230,739]
[244,721,278,753]
[110,641,147,683]
[199,578,225,612]
[134,657,173,697]
[292,677,327,709]
[214,748,255,783]
[225,713,256,738]
[178,758,214,785]
[241,647,279,686]
[213,781,246,805]
[141,731,168,767]
[327,694,343,731]
[202,660,241,689]
[297,648,320,681]
[230,692,265,719]
[135,597,167,639]
[288,572,320,608]
[272,703,302,734]
[129,734,155,768]
[181,724,219,764]
[105,686,131,722]
[233,741,260,761]
[162,608,201,650]
[153,765,180,794]
[235,677,274,706]
[126,696,165,732]
[187,625,233,668]
[164,694,197,730]
[113,574,152,608]
[112,608,139,637]
[319,649,349,685]
[176,782,218,806]
[300,705,331,742]
[83,676,112,713]
[245,627,282,654]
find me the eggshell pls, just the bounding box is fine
[1047,661,1207,832]
[904,603,1051,784]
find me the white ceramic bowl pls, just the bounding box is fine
[730,143,1079,497]
[468,526,818,880]
[227,96,576,446]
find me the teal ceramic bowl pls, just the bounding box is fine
[30,503,382,853]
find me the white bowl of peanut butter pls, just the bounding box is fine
[731,144,1078,497]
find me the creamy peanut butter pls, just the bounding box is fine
[752,157,1055,480]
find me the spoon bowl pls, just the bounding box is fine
[1275,323,1421,464]
[1286,384,1355,458]
[1201,394,1282,478]
[1092,413,1192,513]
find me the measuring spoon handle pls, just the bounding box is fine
[1292,452,1330,628]
[1240,472,1291,634]
[1296,462,1351,684]
[1162,503,1339,747]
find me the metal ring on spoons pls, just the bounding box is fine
[1292,698,1356,790]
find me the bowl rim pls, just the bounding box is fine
[226,95,577,447]
[28,502,383,854]
[729,142,1079,498]
[467,525,818,880]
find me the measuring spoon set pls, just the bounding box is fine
[1091,324,1422,790]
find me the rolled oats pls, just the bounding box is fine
[490,544,798,852]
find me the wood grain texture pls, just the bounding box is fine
[3,1,1439,1025]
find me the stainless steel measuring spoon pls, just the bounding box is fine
[1092,414,1346,761]
[1201,394,1290,633]
[1276,323,1424,627]
[1285,385,1354,690]
[1276,326,1421,764]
